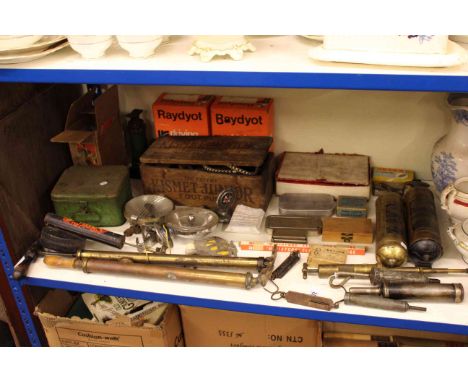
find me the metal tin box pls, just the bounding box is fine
[279,193,335,216]
[51,165,131,227]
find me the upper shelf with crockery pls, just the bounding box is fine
[1,36,468,92]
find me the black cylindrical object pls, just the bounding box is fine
[40,226,86,253]
[382,281,464,303]
[404,186,443,267]
[44,213,125,249]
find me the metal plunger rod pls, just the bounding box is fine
[304,263,468,279]
[40,249,269,271]
[43,255,257,289]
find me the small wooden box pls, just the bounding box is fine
[140,136,274,210]
[322,217,373,244]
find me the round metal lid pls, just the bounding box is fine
[165,207,219,234]
[124,195,174,225]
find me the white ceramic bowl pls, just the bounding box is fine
[117,35,163,58]
[0,35,43,50]
[67,35,113,59]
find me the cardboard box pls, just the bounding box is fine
[152,93,215,137]
[322,321,468,344]
[180,305,322,347]
[210,96,274,137]
[35,290,184,347]
[51,86,127,166]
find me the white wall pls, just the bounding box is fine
[119,85,452,180]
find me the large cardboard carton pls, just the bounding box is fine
[35,290,184,347]
[322,321,468,345]
[180,305,322,347]
[51,86,127,166]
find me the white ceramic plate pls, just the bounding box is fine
[301,35,323,41]
[0,35,66,55]
[309,40,468,68]
[0,40,69,64]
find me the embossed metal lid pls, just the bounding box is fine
[165,207,219,234]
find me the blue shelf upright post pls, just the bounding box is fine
[0,229,41,346]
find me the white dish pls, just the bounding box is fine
[309,40,468,68]
[0,36,66,55]
[0,35,43,50]
[189,36,256,62]
[450,35,468,44]
[301,35,323,41]
[117,35,163,58]
[0,40,69,64]
[67,36,113,59]
[323,35,448,55]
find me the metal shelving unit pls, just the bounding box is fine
[2,35,468,346]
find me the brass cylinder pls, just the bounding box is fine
[375,193,408,268]
[382,281,464,303]
[44,255,257,289]
[404,186,443,267]
[314,264,376,278]
[69,250,267,271]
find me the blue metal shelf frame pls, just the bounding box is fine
[20,276,468,336]
[1,69,468,92]
[0,231,41,346]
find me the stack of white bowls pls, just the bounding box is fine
[67,35,164,59]
[116,35,163,58]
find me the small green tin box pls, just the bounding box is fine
[336,196,368,218]
[51,165,131,227]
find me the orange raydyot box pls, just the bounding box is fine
[152,93,215,137]
[210,96,274,137]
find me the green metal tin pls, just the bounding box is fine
[51,165,131,227]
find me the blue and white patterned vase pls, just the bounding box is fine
[431,94,468,194]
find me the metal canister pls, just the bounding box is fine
[369,268,438,285]
[375,192,408,267]
[382,281,464,303]
[404,186,443,267]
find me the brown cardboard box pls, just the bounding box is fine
[180,305,322,347]
[51,86,127,165]
[322,322,468,345]
[35,290,184,347]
